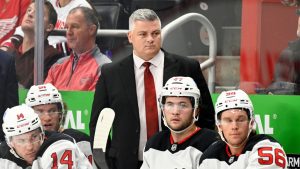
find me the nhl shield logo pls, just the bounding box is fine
[228,156,235,164]
[171,144,177,151]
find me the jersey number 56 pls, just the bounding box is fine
[258,147,286,168]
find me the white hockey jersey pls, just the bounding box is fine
[141,128,219,169]
[0,131,93,169]
[62,128,97,169]
[198,134,287,169]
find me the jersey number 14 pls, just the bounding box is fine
[51,150,73,169]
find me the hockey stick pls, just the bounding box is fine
[93,108,115,169]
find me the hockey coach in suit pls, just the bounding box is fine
[90,8,215,169]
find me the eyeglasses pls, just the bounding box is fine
[34,109,60,116]
[13,133,43,146]
[219,118,249,126]
[163,102,193,111]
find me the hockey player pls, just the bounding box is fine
[198,89,287,169]
[25,83,97,168]
[140,76,219,169]
[0,104,93,168]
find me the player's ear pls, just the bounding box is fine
[195,108,200,117]
[249,118,255,129]
[7,139,14,148]
[216,123,222,132]
[59,113,63,122]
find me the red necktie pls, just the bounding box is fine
[143,62,159,139]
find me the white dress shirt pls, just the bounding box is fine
[133,50,164,160]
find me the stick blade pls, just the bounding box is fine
[93,108,115,169]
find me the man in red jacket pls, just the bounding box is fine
[45,7,111,91]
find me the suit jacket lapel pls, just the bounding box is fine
[119,56,140,121]
[163,51,181,84]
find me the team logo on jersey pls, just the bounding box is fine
[171,144,177,151]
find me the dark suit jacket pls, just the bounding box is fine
[90,50,214,169]
[0,50,18,141]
